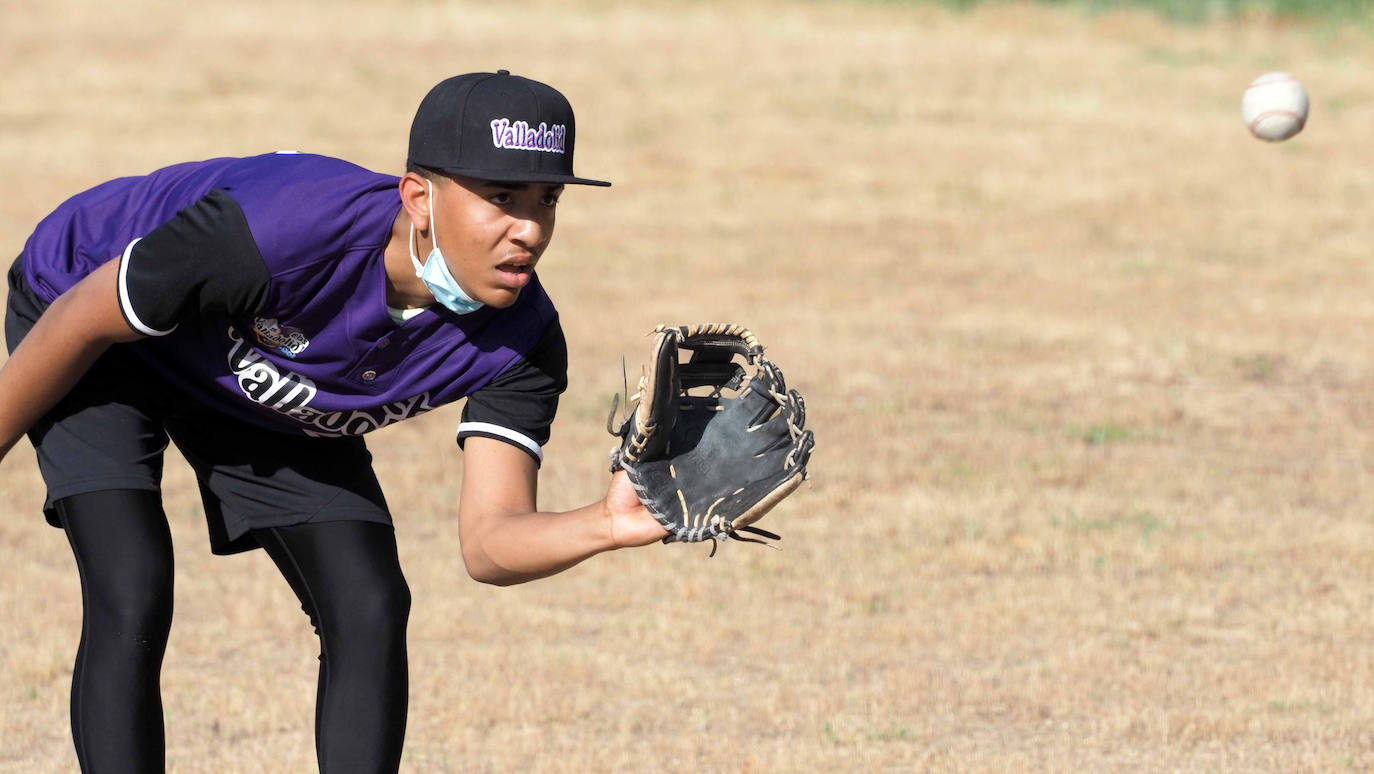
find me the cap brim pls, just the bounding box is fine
[432,166,611,187]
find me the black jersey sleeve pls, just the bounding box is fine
[117,189,272,336]
[457,319,569,466]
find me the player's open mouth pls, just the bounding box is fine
[494,262,533,288]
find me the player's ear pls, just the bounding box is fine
[398,172,432,230]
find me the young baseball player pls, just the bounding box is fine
[0,70,667,774]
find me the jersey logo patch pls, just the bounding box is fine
[253,317,310,358]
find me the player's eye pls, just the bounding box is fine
[488,192,513,205]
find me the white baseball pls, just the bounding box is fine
[1241,72,1308,142]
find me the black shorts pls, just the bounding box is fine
[5,257,391,554]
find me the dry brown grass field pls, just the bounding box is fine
[2,1,1373,771]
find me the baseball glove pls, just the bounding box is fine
[608,324,814,552]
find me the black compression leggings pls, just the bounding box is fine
[58,490,174,774]
[256,519,411,774]
[57,490,411,774]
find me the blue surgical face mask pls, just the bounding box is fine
[409,180,485,316]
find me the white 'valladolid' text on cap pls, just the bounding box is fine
[490,119,567,154]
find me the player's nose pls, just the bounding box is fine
[509,212,550,251]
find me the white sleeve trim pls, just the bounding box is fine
[456,421,543,462]
[117,238,177,337]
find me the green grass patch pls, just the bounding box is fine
[1076,422,1133,445]
[866,726,918,742]
[1050,509,1171,542]
[1235,353,1283,382]
[865,592,894,615]
[849,0,1373,26]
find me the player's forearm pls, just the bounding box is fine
[0,261,139,461]
[0,309,109,456]
[460,498,617,586]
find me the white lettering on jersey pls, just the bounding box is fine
[226,326,437,436]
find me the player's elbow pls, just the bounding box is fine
[466,564,522,587]
[470,572,517,587]
[459,541,523,586]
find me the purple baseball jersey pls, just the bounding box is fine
[20,153,565,458]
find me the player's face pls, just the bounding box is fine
[430,176,561,309]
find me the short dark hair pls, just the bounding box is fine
[406,162,455,182]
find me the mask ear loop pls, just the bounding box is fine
[408,178,436,276]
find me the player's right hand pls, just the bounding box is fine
[603,469,668,548]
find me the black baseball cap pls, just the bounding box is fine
[407,70,611,187]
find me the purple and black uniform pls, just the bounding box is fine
[8,72,608,774]
[8,151,566,553]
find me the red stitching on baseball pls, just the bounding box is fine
[1249,110,1305,134]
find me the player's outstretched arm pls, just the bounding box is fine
[456,436,667,586]
[0,259,141,462]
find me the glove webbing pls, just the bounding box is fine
[703,525,781,558]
